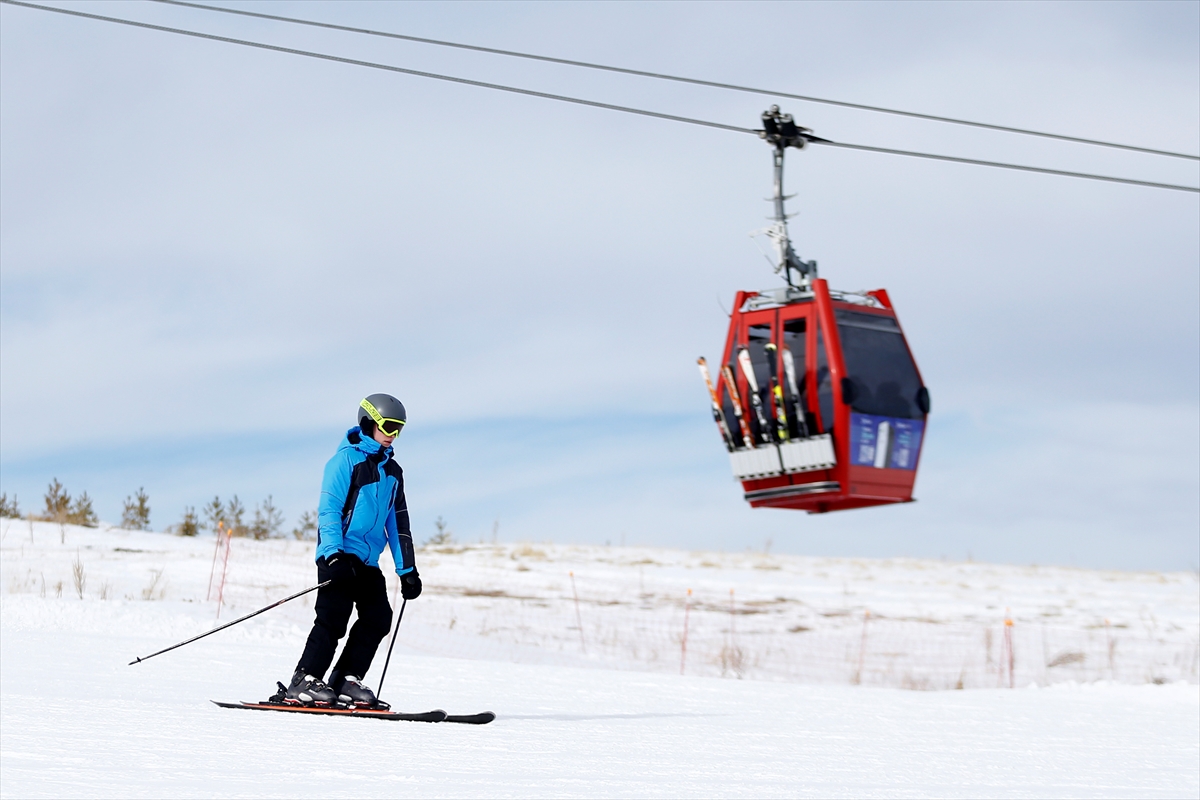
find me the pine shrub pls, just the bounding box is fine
[0,493,20,518]
[202,496,226,532]
[249,496,283,540]
[423,515,454,547]
[292,510,318,541]
[43,479,71,522]
[173,506,200,537]
[225,496,247,537]
[121,488,151,531]
[67,492,99,527]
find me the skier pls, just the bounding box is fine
[285,393,422,708]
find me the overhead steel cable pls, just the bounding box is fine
[3,0,1198,194]
[815,141,1197,192]
[150,0,1200,163]
[0,0,751,136]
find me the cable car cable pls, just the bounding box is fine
[813,141,1197,192]
[0,0,752,136]
[3,0,1197,195]
[148,0,1200,163]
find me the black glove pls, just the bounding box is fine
[326,552,361,585]
[401,568,422,600]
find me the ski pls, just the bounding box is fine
[720,363,755,448]
[737,347,773,444]
[212,700,447,722]
[444,712,497,725]
[764,343,790,442]
[781,348,810,438]
[697,357,736,452]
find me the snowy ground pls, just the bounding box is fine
[2,520,1198,798]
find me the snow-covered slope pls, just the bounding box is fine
[2,520,1197,797]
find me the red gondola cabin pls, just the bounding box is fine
[712,278,929,512]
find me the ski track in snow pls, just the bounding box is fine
[1,520,1197,798]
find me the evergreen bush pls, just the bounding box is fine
[201,496,226,532]
[121,488,152,531]
[0,493,20,519]
[249,496,283,540]
[292,510,318,541]
[225,496,247,537]
[67,492,99,527]
[172,506,200,537]
[43,479,71,522]
[423,515,454,547]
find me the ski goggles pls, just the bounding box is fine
[360,399,406,437]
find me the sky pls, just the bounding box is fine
[1,0,1197,570]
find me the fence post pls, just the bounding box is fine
[680,588,692,675]
[1105,618,1114,680]
[854,608,870,685]
[569,571,585,654]
[728,588,736,647]
[206,521,225,601]
[1003,610,1014,689]
[1040,622,1049,686]
[216,526,232,619]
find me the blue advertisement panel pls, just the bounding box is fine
[849,413,924,471]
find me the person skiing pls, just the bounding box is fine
[285,393,422,708]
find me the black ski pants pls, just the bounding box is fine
[296,556,392,682]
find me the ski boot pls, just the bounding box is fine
[285,669,338,706]
[329,672,388,710]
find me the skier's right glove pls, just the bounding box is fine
[326,552,360,585]
[401,568,422,600]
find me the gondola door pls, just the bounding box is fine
[717,295,840,508]
[718,296,788,487]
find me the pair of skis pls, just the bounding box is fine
[775,344,810,439]
[698,343,808,452]
[214,680,495,723]
[213,700,495,724]
[697,354,771,449]
[756,343,811,441]
[698,357,745,451]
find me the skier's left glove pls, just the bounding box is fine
[400,568,422,600]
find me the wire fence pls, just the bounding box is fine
[199,540,1200,689]
[6,524,1196,691]
[397,579,1200,689]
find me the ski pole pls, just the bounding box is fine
[128,580,331,666]
[376,597,407,698]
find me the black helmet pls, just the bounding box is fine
[358,393,407,437]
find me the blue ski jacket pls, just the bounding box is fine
[315,427,415,577]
